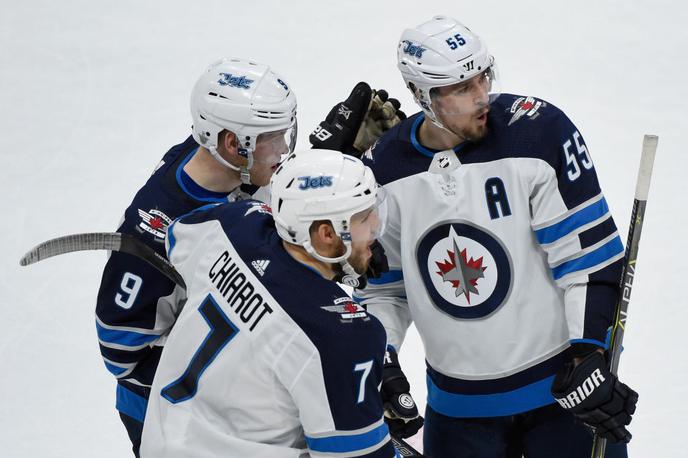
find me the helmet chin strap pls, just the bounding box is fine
[209,145,254,185]
[303,239,365,288]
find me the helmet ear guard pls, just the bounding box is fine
[190,57,297,184]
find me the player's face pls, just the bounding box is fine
[250,126,297,186]
[431,70,491,141]
[346,199,386,274]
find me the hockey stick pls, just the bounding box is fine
[591,135,658,458]
[20,232,185,289]
[391,436,423,457]
[20,232,424,457]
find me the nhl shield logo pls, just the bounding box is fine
[417,221,512,319]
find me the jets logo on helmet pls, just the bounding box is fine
[217,73,254,89]
[401,40,426,58]
[298,175,333,190]
[417,221,512,319]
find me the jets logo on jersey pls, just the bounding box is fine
[251,259,270,276]
[417,221,513,319]
[508,96,544,126]
[435,238,487,304]
[137,209,172,241]
[321,297,369,323]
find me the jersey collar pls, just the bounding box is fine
[410,113,467,157]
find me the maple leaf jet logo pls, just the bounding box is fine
[435,238,487,303]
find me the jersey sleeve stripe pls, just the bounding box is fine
[549,232,620,268]
[551,236,624,280]
[116,384,148,422]
[96,321,161,347]
[305,421,390,454]
[104,360,129,376]
[367,270,403,285]
[534,196,609,244]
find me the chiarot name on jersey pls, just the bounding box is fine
[209,250,273,331]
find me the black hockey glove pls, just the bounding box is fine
[335,240,389,290]
[551,350,638,443]
[310,82,406,157]
[381,347,424,439]
[365,240,389,281]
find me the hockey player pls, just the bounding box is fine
[140,149,397,457]
[94,57,297,456]
[314,15,638,458]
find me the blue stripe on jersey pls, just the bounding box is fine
[410,115,436,158]
[535,197,609,244]
[427,374,556,417]
[570,338,608,349]
[96,321,161,347]
[116,384,148,422]
[409,113,468,158]
[305,422,390,454]
[368,270,404,285]
[175,149,231,203]
[551,236,623,280]
[167,220,178,258]
[104,361,128,376]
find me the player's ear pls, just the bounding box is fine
[310,221,339,256]
[220,130,239,156]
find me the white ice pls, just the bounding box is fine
[1,1,685,456]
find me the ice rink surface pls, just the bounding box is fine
[1,0,685,456]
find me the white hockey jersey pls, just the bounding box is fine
[140,201,396,457]
[356,94,624,418]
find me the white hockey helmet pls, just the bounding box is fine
[190,57,297,184]
[270,149,386,285]
[397,15,499,125]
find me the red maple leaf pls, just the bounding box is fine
[343,302,358,313]
[435,248,488,303]
[436,250,459,288]
[520,101,534,111]
[149,217,165,230]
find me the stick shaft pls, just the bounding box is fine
[591,135,658,457]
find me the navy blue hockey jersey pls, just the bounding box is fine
[95,136,255,422]
[356,94,624,418]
